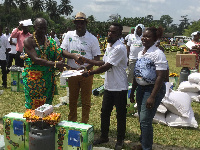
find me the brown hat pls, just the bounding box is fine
[74,12,87,21]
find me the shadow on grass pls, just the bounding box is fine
[93,127,199,150]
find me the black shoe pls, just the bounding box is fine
[93,137,109,145]
[2,85,7,88]
[115,140,124,150]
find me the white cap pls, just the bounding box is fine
[19,19,33,26]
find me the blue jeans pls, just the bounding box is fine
[136,84,166,150]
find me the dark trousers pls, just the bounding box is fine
[101,90,127,141]
[0,60,7,87]
[7,53,16,73]
[15,51,24,67]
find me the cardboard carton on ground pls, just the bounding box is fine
[3,112,29,150]
[176,54,196,67]
[55,120,94,150]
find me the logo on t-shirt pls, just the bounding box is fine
[71,49,86,55]
[81,41,87,46]
[69,38,72,42]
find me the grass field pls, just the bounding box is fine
[0,51,199,150]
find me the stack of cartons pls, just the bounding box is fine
[10,66,24,92]
[3,112,29,150]
[55,120,94,150]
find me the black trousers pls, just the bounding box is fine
[7,53,16,72]
[15,51,24,67]
[0,60,7,86]
[101,89,127,141]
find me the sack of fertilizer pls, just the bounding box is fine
[178,81,200,93]
[166,107,198,128]
[162,90,191,118]
[188,73,200,84]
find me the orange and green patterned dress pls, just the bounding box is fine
[22,38,62,109]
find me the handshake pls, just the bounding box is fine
[75,56,90,65]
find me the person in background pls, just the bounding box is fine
[7,36,17,74]
[185,31,200,72]
[82,23,128,150]
[126,24,145,83]
[50,30,60,47]
[10,21,32,67]
[60,12,101,124]
[130,26,167,150]
[4,27,10,63]
[0,25,11,88]
[124,28,135,46]
[23,18,83,109]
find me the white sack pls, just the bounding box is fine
[134,112,167,125]
[162,90,191,118]
[157,103,167,114]
[188,73,200,84]
[153,112,167,125]
[183,92,200,102]
[178,81,200,93]
[165,82,173,97]
[166,108,198,128]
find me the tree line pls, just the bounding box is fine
[0,0,200,37]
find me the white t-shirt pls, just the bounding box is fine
[125,33,133,41]
[103,40,128,91]
[0,34,10,60]
[185,40,200,50]
[134,44,168,85]
[54,36,60,46]
[60,30,101,69]
[127,35,143,59]
[8,37,17,54]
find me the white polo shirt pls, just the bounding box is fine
[134,44,168,85]
[0,34,10,60]
[60,30,101,69]
[127,34,143,60]
[8,37,17,54]
[103,40,128,91]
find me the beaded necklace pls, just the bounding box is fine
[33,32,47,59]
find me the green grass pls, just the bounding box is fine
[0,52,200,149]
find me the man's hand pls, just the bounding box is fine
[56,61,69,71]
[130,90,135,103]
[146,96,155,109]
[82,71,89,77]
[74,55,84,65]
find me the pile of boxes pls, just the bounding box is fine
[10,66,24,92]
[3,112,94,150]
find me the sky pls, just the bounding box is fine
[55,0,200,25]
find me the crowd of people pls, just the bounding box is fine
[0,11,199,150]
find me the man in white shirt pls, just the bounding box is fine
[7,37,17,74]
[82,23,128,150]
[50,30,60,46]
[60,12,101,124]
[0,25,11,88]
[4,27,10,62]
[126,24,145,83]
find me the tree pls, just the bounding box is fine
[107,13,121,22]
[15,0,28,10]
[160,15,173,28]
[3,0,17,14]
[183,20,200,37]
[58,0,73,16]
[30,0,45,13]
[179,15,190,28]
[45,0,60,22]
